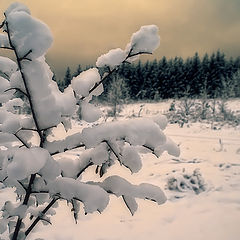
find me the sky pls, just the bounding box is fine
[1,0,240,78]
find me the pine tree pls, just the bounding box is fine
[64,67,72,88]
[73,64,82,77]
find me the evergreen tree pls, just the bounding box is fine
[73,64,82,77]
[64,67,72,88]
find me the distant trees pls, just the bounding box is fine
[59,50,240,100]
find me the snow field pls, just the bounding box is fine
[24,101,240,240]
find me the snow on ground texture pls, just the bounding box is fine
[1,100,240,240]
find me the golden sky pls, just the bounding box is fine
[1,0,240,78]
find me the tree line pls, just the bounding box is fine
[59,50,240,100]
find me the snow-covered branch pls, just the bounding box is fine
[0,2,180,240]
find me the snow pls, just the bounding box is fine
[98,175,166,205]
[71,68,101,97]
[3,98,24,112]
[6,148,50,180]
[80,101,102,123]
[96,48,127,68]
[9,100,238,240]
[122,146,142,173]
[4,2,31,16]
[48,177,110,214]
[0,34,11,49]
[0,109,21,134]
[0,56,17,78]
[9,71,26,94]
[6,9,53,59]
[126,25,160,55]
[0,76,14,103]
[81,118,168,150]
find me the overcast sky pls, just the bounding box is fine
[1,0,240,78]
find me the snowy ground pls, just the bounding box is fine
[1,101,240,240]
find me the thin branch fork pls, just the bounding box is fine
[18,49,32,61]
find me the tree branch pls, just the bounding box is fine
[103,140,122,165]
[80,48,152,101]
[50,143,85,156]
[80,67,116,101]
[4,88,29,98]
[142,144,159,158]
[5,20,44,147]
[18,49,32,61]
[76,162,94,178]
[0,46,12,50]
[25,197,59,237]
[14,132,30,148]
[0,71,10,80]
[12,174,36,240]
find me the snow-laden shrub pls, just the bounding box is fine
[167,169,206,194]
[0,3,179,240]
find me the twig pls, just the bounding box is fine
[50,143,85,156]
[103,140,122,164]
[0,46,12,50]
[0,20,6,28]
[14,133,30,148]
[142,144,159,158]
[0,71,10,80]
[76,162,94,178]
[80,48,152,101]
[17,180,27,192]
[80,67,116,101]
[25,197,59,237]
[19,49,32,61]
[4,88,29,98]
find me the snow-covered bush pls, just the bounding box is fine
[167,168,206,194]
[0,3,179,240]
